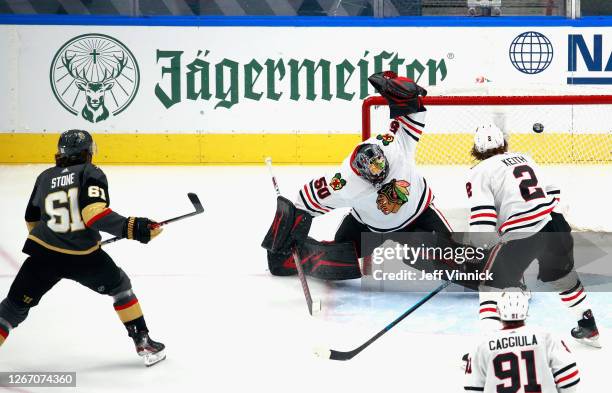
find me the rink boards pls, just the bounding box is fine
[0,19,611,164]
[0,132,609,164]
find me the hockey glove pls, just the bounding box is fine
[262,196,312,253]
[124,217,163,244]
[368,71,427,118]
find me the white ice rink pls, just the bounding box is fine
[0,164,610,392]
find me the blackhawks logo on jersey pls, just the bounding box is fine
[330,173,346,191]
[376,179,410,215]
[376,134,395,146]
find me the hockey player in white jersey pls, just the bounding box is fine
[261,71,454,281]
[466,125,600,347]
[464,289,581,393]
[295,73,452,246]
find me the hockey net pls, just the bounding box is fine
[362,95,612,165]
[362,94,612,232]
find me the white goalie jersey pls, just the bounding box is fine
[465,326,580,393]
[466,152,560,236]
[294,111,434,232]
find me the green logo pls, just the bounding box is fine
[330,173,347,191]
[376,134,395,146]
[50,34,140,123]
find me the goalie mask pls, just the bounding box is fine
[352,143,389,185]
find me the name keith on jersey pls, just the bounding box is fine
[501,155,528,166]
[489,334,538,351]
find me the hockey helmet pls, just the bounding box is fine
[56,129,95,164]
[352,143,389,185]
[474,124,505,153]
[497,288,530,322]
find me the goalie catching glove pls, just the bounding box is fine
[368,71,427,118]
[261,196,312,253]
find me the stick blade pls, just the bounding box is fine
[329,349,355,361]
[314,347,354,361]
[187,192,204,213]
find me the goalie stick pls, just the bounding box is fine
[101,192,204,246]
[265,157,321,316]
[315,280,451,361]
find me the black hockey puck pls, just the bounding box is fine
[533,123,544,133]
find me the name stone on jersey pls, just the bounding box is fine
[51,173,75,189]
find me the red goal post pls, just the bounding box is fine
[362,95,612,164]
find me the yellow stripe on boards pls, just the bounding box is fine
[0,133,609,164]
[0,133,361,164]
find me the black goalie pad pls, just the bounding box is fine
[368,71,427,118]
[261,196,312,253]
[267,238,361,280]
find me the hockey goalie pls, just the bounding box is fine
[262,71,467,283]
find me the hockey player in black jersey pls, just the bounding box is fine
[0,129,166,366]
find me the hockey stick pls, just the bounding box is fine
[101,192,204,246]
[265,157,321,316]
[315,280,451,360]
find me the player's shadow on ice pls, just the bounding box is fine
[80,360,150,372]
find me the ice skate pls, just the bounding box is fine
[132,331,166,367]
[571,310,601,349]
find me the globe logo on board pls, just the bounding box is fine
[50,34,140,123]
[509,31,553,75]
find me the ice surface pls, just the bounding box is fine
[0,164,609,392]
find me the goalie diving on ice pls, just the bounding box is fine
[262,71,482,286]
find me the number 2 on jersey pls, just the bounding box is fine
[513,165,544,202]
[45,188,85,233]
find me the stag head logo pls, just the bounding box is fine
[50,34,139,123]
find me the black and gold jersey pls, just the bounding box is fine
[24,163,127,256]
